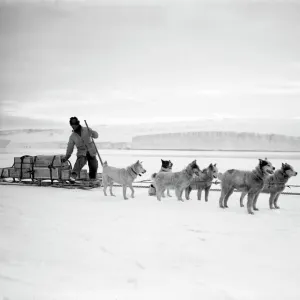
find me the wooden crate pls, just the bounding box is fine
[6,168,15,178]
[34,155,64,168]
[34,168,60,180]
[0,168,9,178]
[21,169,32,179]
[61,161,71,170]
[60,169,88,180]
[0,168,31,179]
[14,156,34,169]
[9,168,32,179]
[61,169,71,180]
[79,169,88,180]
[14,156,34,164]
[14,163,33,169]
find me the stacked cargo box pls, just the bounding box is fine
[0,155,88,181]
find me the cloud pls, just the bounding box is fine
[1,0,300,130]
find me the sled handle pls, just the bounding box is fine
[84,120,104,167]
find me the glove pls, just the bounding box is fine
[61,156,68,163]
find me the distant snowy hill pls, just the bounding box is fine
[132,131,300,151]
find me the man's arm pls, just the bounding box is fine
[65,136,75,160]
[89,128,98,139]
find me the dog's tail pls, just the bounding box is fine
[151,172,157,180]
[217,172,223,181]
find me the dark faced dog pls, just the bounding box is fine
[149,159,173,196]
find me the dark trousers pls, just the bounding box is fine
[71,152,98,180]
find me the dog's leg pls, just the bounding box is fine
[175,188,184,201]
[167,188,172,197]
[274,193,281,209]
[253,193,260,211]
[103,176,108,196]
[219,188,226,208]
[185,186,192,200]
[247,193,255,215]
[162,189,166,198]
[128,183,135,198]
[204,187,210,202]
[240,192,246,207]
[122,185,128,200]
[197,188,202,201]
[156,186,162,201]
[180,189,184,201]
[224,187,234,208]
[269,193,276,209]
[109,179,115,196]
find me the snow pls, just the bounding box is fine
[1,148,300,299]
[1,184,300,300]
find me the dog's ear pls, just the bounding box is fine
[136,160,140,164]
[161,159,164,162]
[259,158,268,167]
[209,163,213,169]
[214,163,216,167]
[282,163,285,168]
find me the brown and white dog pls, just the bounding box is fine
[239,162,297,209]
[185,163,218,201]
[152,160,201,202]
[218,158,275,214]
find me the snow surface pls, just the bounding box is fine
[1,185,300,300]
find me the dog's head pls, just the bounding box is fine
[187,159,201,176]
[208,163,219,178]
[134,160,146,175]
[259,158,275,175]
[161,159,173,170]
[281,162,297,177]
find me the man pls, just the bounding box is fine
[62,117,99,184]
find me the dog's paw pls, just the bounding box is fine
[124,197,129,200]
[253,208,259,211]
[275,206,280,209]
[131,194,135,198]
[248,211,254,215]
[240,204,244,207]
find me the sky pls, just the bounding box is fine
[0,0,300,130]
